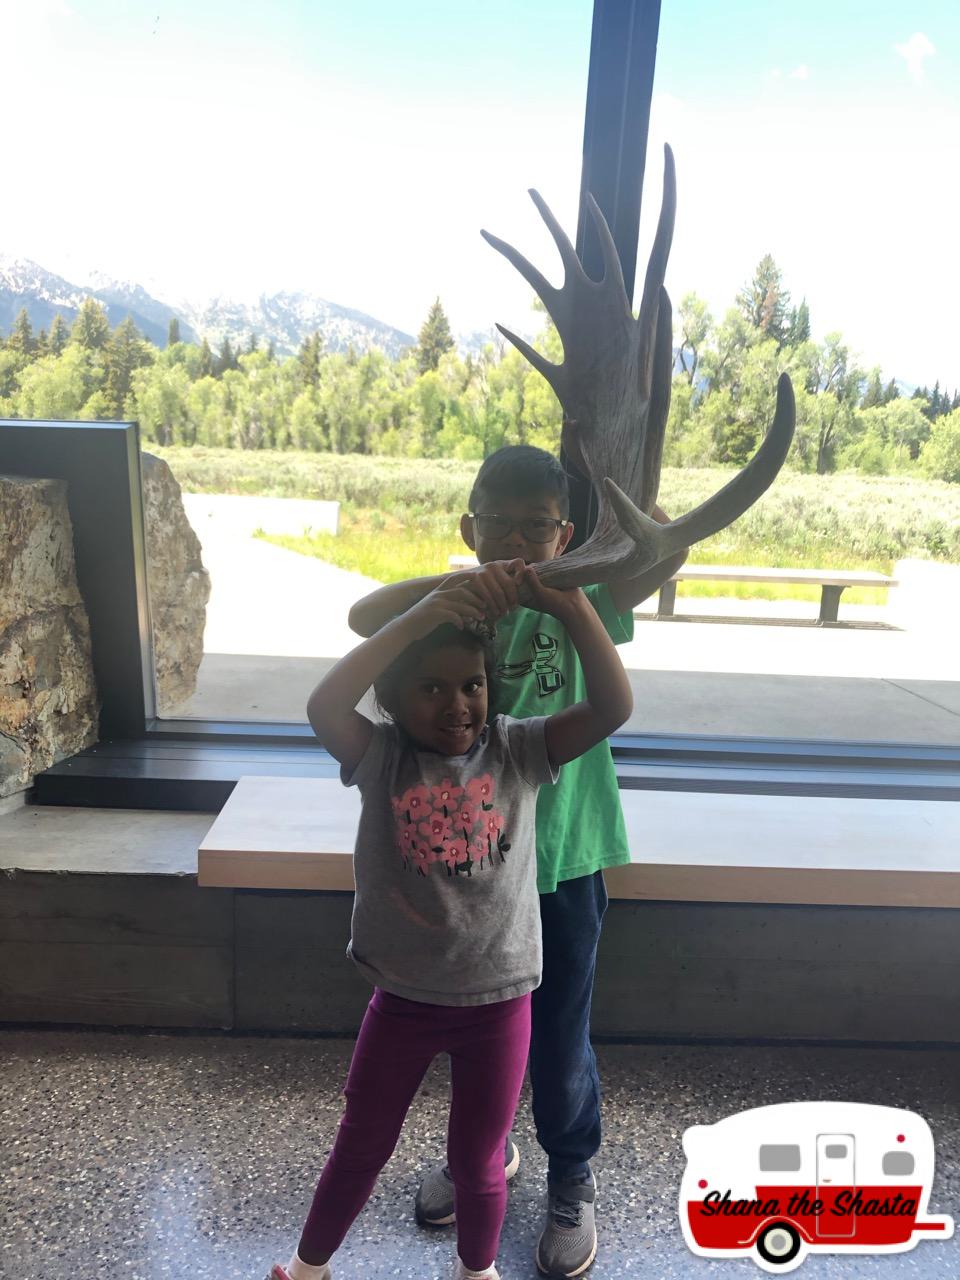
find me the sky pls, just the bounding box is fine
[1,0,958,389]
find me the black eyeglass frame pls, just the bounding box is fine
[467,512,571,543]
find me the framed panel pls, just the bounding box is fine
[0,419,153,736]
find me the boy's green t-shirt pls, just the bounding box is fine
[492,582,634,895]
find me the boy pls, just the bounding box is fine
[347,445,686,1277]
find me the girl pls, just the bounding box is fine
[272,564,632,1280]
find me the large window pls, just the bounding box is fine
[3,1,958,768]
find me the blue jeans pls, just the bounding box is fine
[529,870,608,1183]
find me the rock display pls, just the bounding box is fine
[141,452,211,713]
[1,454,210,796]
[0,476,99,797]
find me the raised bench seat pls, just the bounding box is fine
[5,793,960,1039]
[198,776,960,908]
[447,556,896,624]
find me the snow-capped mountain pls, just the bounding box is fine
[0,255,418,358]
[177,290,415,360]
[0,256,181,347]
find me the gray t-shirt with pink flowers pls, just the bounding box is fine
[341,714,559,1006]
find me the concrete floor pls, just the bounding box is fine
[159,516,960,744]
[3,1029,958,1279]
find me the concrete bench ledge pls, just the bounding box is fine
[198,776,960,909]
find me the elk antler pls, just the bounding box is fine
[480,144,796,589]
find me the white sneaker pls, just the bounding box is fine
[271,1257,332,1280]
[453,1260,500,1280]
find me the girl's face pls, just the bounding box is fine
[391,643,489,755]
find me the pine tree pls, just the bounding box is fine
[246,331,259,354]
[215,337,236,377]
[861,368,884,409]
[883,378,900,403]
[104,316,153,418]
[920,381,941,422]
[298,331,322,388]
[35,328,49,357]
[167,316,181,347]
[198,337,214,378]
[49,313,69,356]
[784,299,811,347]
[416,297,455,373]
[736,256,791,346]
[266,338,276,362]
[71,297,112,350]
[7,307,35,356]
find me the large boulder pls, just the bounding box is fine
[141,452,211,713]
[0,475,99,797]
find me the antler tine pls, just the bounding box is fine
[584,192,629,300]
[602,478,671,561]
[608,374,796,560]
[636,145,677,385]
[639,285,674,510]
[493,322,560,388]
[528,188,590,284]
[479,227,560,316]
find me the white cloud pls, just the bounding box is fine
[894,32,936,83]
[789,64,810,81]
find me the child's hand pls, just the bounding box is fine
[521,565,586,622]
[451,558,525,623]
[405,578,488,636]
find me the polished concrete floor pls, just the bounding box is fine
[2,1031,959,1279]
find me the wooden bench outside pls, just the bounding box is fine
[657,566,897,623]
[447,557,897,624]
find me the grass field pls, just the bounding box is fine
[152,446,960,604]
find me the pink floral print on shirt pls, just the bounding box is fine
[393,775,510,877]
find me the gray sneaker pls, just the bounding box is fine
[415,1135,521,1226]
[535,1170,598,1277]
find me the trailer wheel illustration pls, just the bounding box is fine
[756,1223,802,1266]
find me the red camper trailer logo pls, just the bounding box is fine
[680,1101,954,1272]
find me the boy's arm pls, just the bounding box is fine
[348,575,448,638]
[308,582,485,770]
[522,568,634,767]
[348,560,524,637]
[607,503,689,614]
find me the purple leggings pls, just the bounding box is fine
[298,987,531,1271]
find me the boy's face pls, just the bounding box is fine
[459,492,574,566]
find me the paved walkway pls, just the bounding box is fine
[165,506,960,743]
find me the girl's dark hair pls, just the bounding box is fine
[468,444,570,519]
[374,623,499,722]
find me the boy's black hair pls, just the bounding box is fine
[374,623,499,723]
[468,445,570,519]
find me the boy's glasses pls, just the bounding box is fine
[469,513,569,543]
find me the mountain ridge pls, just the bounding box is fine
[0,256,447,359]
